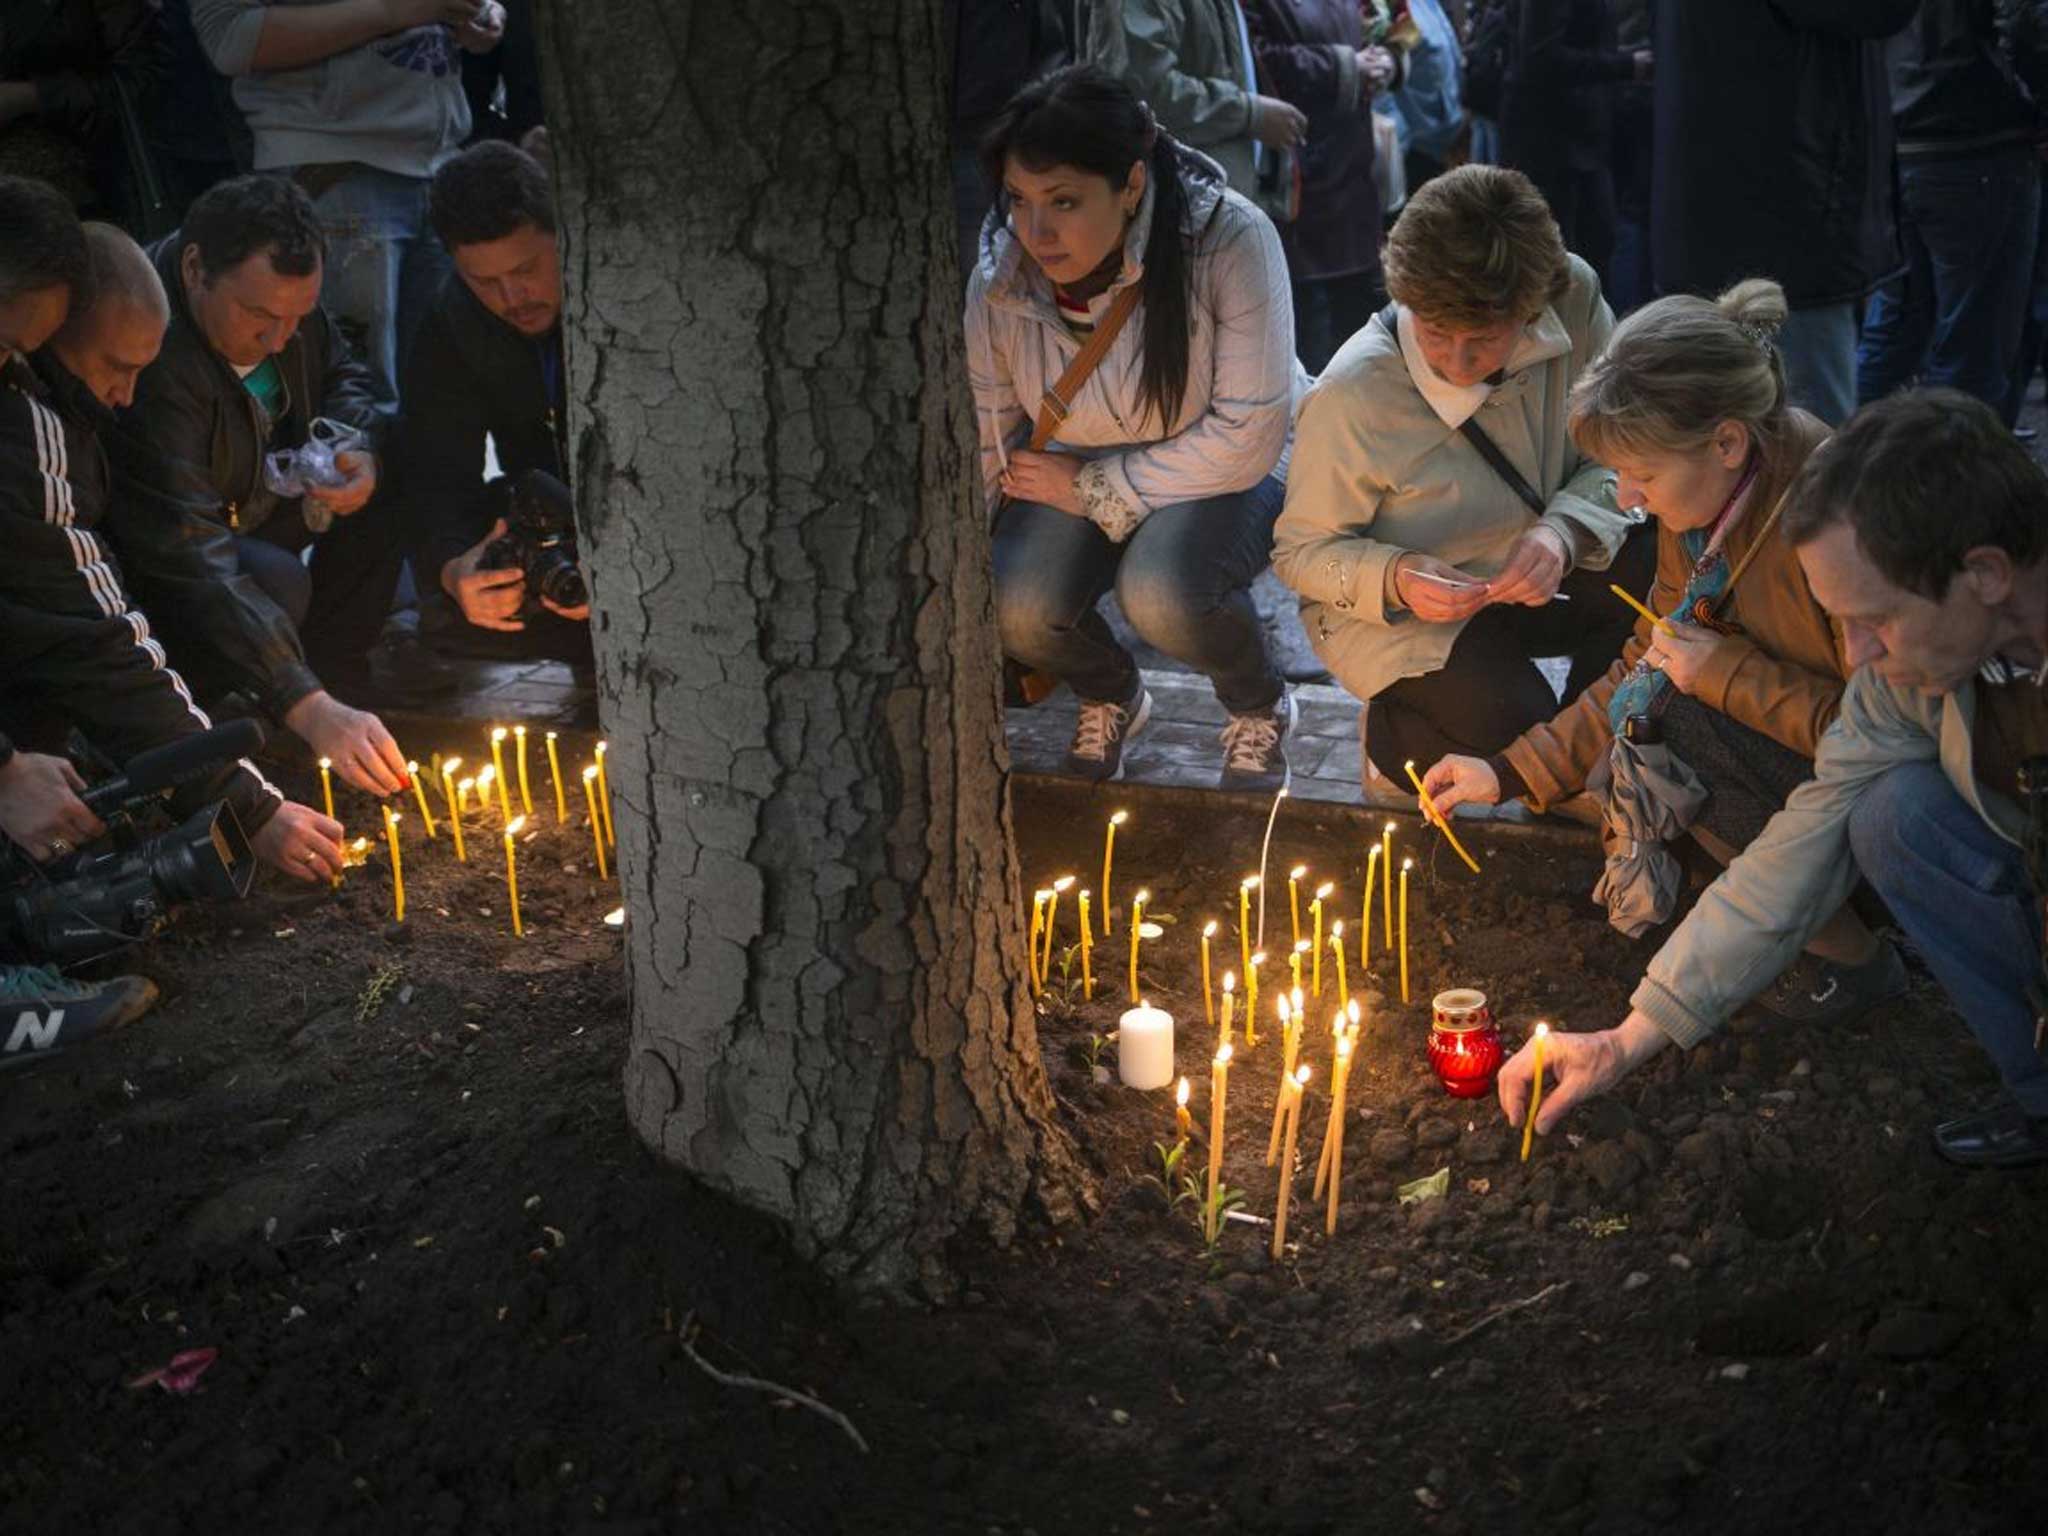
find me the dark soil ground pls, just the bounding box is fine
[6,762,2048,1535]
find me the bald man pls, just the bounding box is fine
[0,223,345,886]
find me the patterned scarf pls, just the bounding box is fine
[1607,455,1763,732]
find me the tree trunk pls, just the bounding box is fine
[535,0,1088,1297]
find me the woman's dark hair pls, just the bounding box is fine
[979,65,1198,433]
[0,174,91,308]
[1783,388,2048,599]
[429,141,557,250]
[182,174,326,282]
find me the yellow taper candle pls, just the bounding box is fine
[1266,994,1295,1165]
[1288,865,1306,952]
[1026,890,1047,995]
[1311,881,1332,997]
[1077,890,1094,999]
[1522,1023,1550,1163]
[1127,888,1148,1001]
[1361,843,1380,969]
[594,740,615,848]
[439,756,463,824]
[405,761,438,839]
[382,805,404,923]
[1290,939,1307,995]
[503,814,525,936]
[1611,581,1676,635]
[1381,821,1395,948]
[1404,759,1482,875]
[1219,970,1236,1050]
[1399,857,1413,1004]
[1100,810,1127,937]
[1246,951,1265,1045]
[489,727,512,821]
[1205,1045,1232,1245]
[1201,920,1217,1035]
[476,764,498,824]
[1272,1065,1310,1260]
[445,771,469,863]
[317,757,335,821]
[545,732,567,824]
[581,765,609,881]
[1042,875,1073,987]
[1238,876,1257,988]
[1330,922,1349,1012]
[514,725,533,816]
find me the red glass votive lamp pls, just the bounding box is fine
[1428,988,1503,1098]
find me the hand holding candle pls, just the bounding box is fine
[1404,760,1482,875]
[1521,1023,1550,1162]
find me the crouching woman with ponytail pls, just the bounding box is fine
[1419,280,1905,1024]
[968,65,1309,789]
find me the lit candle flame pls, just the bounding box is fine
[1315,881,1334,899]
[507,814,527,836]
[1110,809,1128,826]
[1223,971,1236,992]
[444,756,463,774]
[1202,919,1217,937]
[1290,864,1307,880]
[1535,1021,1551,1039]
[1294,1064,1312,1086]
[1215,1043,1233,1066]
[1242,875,1260,890]
[1347,998,1361,1023]
[1175,1077,1190,1107]
[1052,874,1075,892]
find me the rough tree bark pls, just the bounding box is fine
[535,0,1089,1297]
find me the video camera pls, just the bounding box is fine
[481,469,587,616]
[0,722,262,966]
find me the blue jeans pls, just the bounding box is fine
[992,478,1286,716]
[1778,301,1859,427]
[1847,762,2048,1115]
[1858,148,2043,424]
[303,165,452,420]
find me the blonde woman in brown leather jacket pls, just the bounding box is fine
[1419,278,1906,1025]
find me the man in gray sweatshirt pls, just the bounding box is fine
[188,0,508,417]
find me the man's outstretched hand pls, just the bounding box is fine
[1497,1011,1673,1138]
[283,690,408,797]
[250,800,345,883]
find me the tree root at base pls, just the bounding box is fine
[677,1312,871,1454]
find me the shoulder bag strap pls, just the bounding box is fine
[1378,301,1550,519]
[1028,283,1144,451]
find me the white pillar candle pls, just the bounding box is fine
[1117,1003,1175,1090]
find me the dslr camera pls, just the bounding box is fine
[480,470,588,616]
[0,724,260,966]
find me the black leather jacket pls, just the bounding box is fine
[101,236,383,718]
[1889,0,2048,156]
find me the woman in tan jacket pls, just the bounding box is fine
[1420,280,1904,1024]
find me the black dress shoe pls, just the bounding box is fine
[1931,1103,2048,1168]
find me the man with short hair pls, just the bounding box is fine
[189,0,508,412]
[399,140,591,667]
[7,224,343,875]
[113,173,410,797]
[0,175,90,366]
[1495,388,2048,1169]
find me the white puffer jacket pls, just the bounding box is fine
[964,146,1310,543]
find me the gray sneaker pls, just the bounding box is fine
[0,964,159,1071]
[1065,681,1151,781]
[1219,688,1295,793]
[1752,941,1908,1025]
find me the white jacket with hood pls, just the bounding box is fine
[964,145,1310,544]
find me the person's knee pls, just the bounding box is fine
[1846,760,1953,890]
[994,566,1074,658]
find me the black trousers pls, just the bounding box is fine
[241,492,407,683]
[420,591,594,671]
[1661,692,1813,851]
[1366,522,1655,780]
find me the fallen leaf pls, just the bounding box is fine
[413,1235,435,1249]
[126,1346,219,1395]
[1397,1167,1451,1206]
